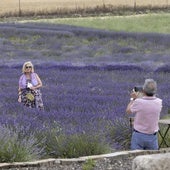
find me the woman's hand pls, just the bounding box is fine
[30,86,36,90]
[18,96,21,102]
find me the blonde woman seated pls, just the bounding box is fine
[18,61,44,110]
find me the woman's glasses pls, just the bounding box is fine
[25,66,32,69]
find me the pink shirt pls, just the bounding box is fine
[130,96,162,134]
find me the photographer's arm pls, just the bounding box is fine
[126,90,138,114]
[126,100,134,114]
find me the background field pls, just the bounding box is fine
[0,4,170,160]
[0,23,170,152]
[23,13,170,34]
[0,0,169,16]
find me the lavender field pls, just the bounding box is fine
[0,22,170,160]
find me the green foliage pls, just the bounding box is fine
[0,142,30,163]
[45,132,111,158]
[0,126,42,163]
[82,159,96,170]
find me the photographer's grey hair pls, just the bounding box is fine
[143,79,157,96]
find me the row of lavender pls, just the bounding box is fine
[0,23,170,68]
[0,23,170,160]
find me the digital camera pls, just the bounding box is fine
[134,86,143,92]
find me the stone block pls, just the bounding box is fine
[132,153,170,170]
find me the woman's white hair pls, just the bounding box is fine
[22,61,34,73]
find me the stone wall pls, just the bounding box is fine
[0,148,170,170]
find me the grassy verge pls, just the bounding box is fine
[19,13,170,34]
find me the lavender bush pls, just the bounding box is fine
[0,23,170,160]
[0,125,42,162]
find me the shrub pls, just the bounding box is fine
[0,125,42,163]
[109,116,132,150]
[82,159,96,170]
[45,132,111,158]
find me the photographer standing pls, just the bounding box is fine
[126,79,162,150]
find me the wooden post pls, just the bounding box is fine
[18,0,21,16]
[102,0,106,10]
[134,0,136,11]
[102,0,105,6]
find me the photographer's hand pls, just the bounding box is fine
[130,91,138,100]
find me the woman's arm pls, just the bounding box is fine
[18,87,22,103]
[31,73,42,90]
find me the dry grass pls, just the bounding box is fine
[0,0,169,16]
